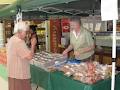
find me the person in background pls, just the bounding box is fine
[26,25,38,52]
[7,21,37,90]
[62,16,95,61]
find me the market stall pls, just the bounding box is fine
[0,62,120,90]
[1,49,120,90]
[0,0,120,90]
[30,51,119,90]
[31,64,120,90]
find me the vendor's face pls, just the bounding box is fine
[70,21,80,32]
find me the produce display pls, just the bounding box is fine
[30,51,114,84]
[58,61,112,84]
[0,48,7,64]
[31,51,67,70]
[0,48,6,53]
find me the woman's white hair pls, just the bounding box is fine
[13,21,29,34]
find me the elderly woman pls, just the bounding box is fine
[63,16,95,61]
[7,21,37,90]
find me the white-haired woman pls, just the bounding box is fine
[7,21,37,90]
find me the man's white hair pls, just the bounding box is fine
[13,21,29,34]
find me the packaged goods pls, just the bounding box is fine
[31,51,67,71]
[58,61,112,84]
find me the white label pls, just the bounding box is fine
[101,0,118,21]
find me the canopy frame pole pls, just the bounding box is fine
[111,20,117,90]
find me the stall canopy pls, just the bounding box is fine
[0,0,78,18]
[1,0,120,18]
[44,0,100,15]
[43,0,120,16]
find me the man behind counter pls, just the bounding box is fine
[62,16,95,61]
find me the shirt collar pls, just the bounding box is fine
[72,30,80,39]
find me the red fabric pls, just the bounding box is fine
[50,19,61,53]
[61,18,70,33]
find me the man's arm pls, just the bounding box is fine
[62,44,73,55]
[75,44,95,54]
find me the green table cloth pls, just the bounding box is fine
[30,65,51,90]
[31,65,120,90]
[1,64,120,90]
[50,71,111,90]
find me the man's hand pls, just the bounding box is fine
[74,51,80,57]
[62,49,68,57]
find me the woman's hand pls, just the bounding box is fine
[31,37,37,47]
